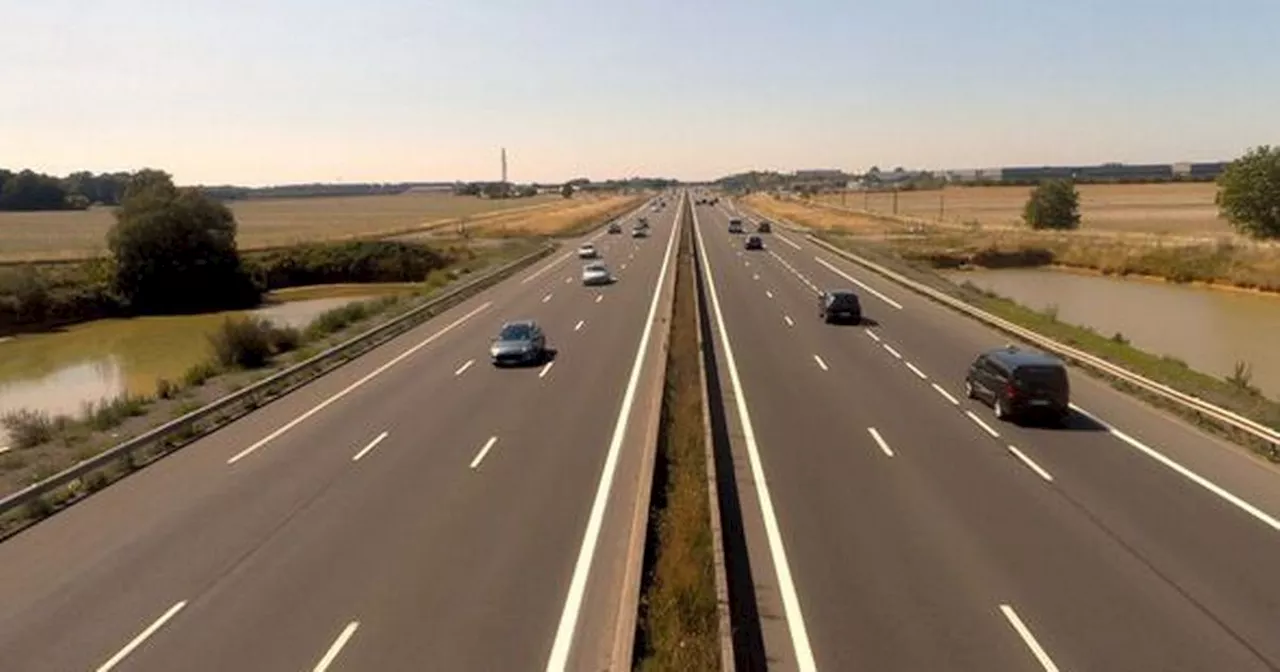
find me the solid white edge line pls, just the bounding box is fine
[1007,445,1054,482]
[691,200,818,670]
[227,302,491,464]
[813,354,829,371]
[95,601,187,672]
[454,359,475,376]
[999,604,1061,672]
[1072,404,1280,531]
[784,315,795,327]
[469,436,498,470]
[965,410,1002,439]
[539,361,555,379]
[776,233,803,250]
[544,190,683,671]
[814,257,904,310]
[905,362,928,380]
[883,344,903,360]
[312,621,360,672]
[931,383,961,406]
[865,329,881,342]
[574,320,585,332]
[867,427,895,457]
[351,431,389,462]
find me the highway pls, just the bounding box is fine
[0,196,681,671]
[695,200,1280,671]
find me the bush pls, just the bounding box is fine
[1216,145,1280,239]
[2,409,70,449]
[155,378,177,400]
[209,317,297,369]
[82,393,149,431]
[182,360,220,387]
[249,241,451,290]
[1023,179,1081,230]
[304,302,372,339]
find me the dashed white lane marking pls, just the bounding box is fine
[621,263,628,270]
[904,362,928,380]
[352,431,389,462]
[753,273,760,281]
[1072,404,1280,532]
[784,315,794,327]
[95,601,187,672]
[1007,445,1054,482]
[766,290,774,299]
[768,250,821,294]
[932,383,960,406]
[776,234,803,250]
[312,621,360,672]
[813,257,904,310]
[813,355,829,371]
[865,329,881,342]
[999,605,1061,672]
[227,302,491,464]
[574,320,585,332]
[595,295,603,303]
[454,359,474,376]
[542,293,553,303]
[965,410,1001,439]
[565,276,573,284]
[539,361,555,379]
[867,427,895,457]
[470,436,499,469]
[883,344,903,359]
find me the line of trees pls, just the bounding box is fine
[0,169,131,211]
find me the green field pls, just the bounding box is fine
[0,192,561,262]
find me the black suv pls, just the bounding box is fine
[728,218,744,234]
[965,347,1070,423]
[744,234,764,250]
[757,220,772,233]
[819,290,862,324]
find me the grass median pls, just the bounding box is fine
[635,216,719,670]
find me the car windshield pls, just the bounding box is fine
[498,324,533,341]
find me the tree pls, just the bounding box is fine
[1023,179,1080,230]
[108,170,259,314]
[0,169,70,211]
[560,183,575,199]
[1216,146,1280,239]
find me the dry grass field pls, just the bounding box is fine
[0,192,563,262]
[466,194,643,236]
[815,182,1229,235]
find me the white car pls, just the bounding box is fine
[577,243,599,259]
[582,262,612,286]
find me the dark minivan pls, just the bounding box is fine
[819,290,862,324]
[965,346,1070,423]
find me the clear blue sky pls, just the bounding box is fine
[2,0,1277,185]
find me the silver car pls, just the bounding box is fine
[582,262,612,286]
[490,320,547,367]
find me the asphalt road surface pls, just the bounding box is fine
[0,196,681,671]
[695,200,1280,671]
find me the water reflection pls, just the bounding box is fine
[949,268,1280,400]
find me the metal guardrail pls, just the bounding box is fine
[803,234,1280,449]
[0,243,557,524]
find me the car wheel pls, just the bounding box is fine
[964,380,976,399]
[993,397,1008,420]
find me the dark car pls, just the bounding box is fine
[728,218,744,234]
[819,290,862,324]
[744,234,764,250]
[607,221,622,234]
[965,346,1070,423]
[756,220,772,233]
[490,320,548,367]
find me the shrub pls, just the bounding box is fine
[82,393,150,431]
[182,360,221,387]
[210,317,294,369]
[1,409,70,449]
[1023,179,1081,230]
[155,378,177,399]
[1216,146,1280,239]
[304,302,372,338]
[249,241,451,290]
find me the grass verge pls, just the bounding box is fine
[636,216,719,670]
[813,231,1280,462]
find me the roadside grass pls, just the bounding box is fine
[1,410,72,449]
[637,217,719,670]
[814,231,1280,461]
[0,192,562,263]
[470,195,644,237]
[82,393,150,431]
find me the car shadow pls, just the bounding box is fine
[1011,408,1107,432]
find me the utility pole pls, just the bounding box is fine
[892,189,899,215]
[500,147,508,185]
[939,191,945,221]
